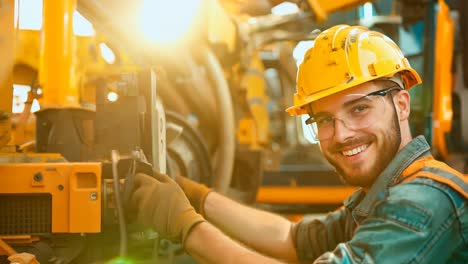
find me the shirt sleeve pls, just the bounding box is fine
[312,182,464,264]
[293,206,356,262]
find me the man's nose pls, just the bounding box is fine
[332,118,356,142]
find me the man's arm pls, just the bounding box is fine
[185,221,291,264]
[175,175,298,261]
[203,192,298,262]
[128,173,299,262]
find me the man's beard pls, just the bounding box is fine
[325,105,402,188]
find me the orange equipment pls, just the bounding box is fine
[432,0,455,159]
[0,0,14,149]
[0,159,102,234]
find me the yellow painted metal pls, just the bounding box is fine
[256,186,357,204]
[207,0,238,54]
[0,160,102,233]
[237,55,270,149]
[237,118,256,146]
[15,30,137,87]
[16,30,41,73]
[13,29,139,120]
[39,0,79,107]
[0,0,15,149]
[307,0,372,22]
[433,0,454,160]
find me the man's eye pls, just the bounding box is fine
[352,104,370,114]
[316,116,333,127]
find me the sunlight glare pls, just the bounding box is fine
[99,43,116,64]
[271,2,299,15]
[139,0,202,44]
[107,91,119,102]
[74,11,95,36]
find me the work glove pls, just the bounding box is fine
[128,172,205,244]
[175,175,212,217]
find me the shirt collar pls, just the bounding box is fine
[344,135,431,220]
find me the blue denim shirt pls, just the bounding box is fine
[293,136,468,263]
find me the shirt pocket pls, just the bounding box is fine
[373,199,432,232]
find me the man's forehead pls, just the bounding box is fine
[309,82,379,112]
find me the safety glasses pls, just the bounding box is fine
[304,86,402,141]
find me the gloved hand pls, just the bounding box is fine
[128,172,205,244]
[175,175,212,217]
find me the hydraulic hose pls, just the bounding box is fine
[201,47,235,195]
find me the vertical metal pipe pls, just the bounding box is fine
[39,0,78,106]
[0,0,15,148]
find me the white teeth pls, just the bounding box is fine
[342,145,368,157]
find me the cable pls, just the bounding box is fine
[111,149,127,257]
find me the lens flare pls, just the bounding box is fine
[139,0,202,44]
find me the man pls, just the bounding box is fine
[128,25,468,263]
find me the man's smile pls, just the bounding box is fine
[341,144,369,157]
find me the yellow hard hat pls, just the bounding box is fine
[286,24,422,116]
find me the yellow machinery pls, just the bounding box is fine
[1,0,465,263]
[0,0,14,150]
[432,0,454,160]
[1,159,101,233]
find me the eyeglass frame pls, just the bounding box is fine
[304,85,404,140]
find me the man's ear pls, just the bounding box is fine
[394,90,411,121]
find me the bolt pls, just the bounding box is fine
[58,184,64,191]
[90,192,98,201]
[33,172,43,182]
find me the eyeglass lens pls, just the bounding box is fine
[307,94,387,141]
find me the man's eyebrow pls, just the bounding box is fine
[342,94,369,108]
